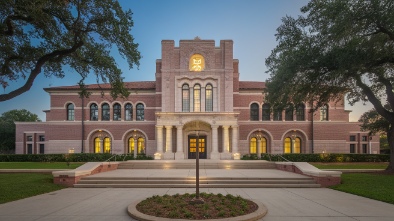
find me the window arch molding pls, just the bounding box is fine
[247,129,273,154]
[320,104,329,121]
[88,129,114,153]
[112,102,122,121]
[89,103,99,121]
[281,129,308,154]
[250,102,259,121]
[136,102,145,121]
[124,102,133,121]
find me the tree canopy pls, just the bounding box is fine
[265,0,394,170]
[0,0,141,101]
[359,104,391,136]
[0,109,40,153]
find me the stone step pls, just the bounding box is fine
[74,183,321,188]
[117,161,277,169]
[81,176,313,181]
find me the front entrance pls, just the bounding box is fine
[188,135,207,159]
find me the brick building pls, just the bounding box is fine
[15,38,379,159]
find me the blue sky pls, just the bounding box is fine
[0,0,372,121]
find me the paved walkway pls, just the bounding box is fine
[1,169,394,221]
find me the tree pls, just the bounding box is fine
[0,109,40,153]
[265,0,394,170]
[0,0,141,101]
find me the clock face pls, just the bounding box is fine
[189,54,205,72]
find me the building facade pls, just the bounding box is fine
[15,38,379,159]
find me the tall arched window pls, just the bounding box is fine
[128,137,135,153]
[136,103,144,121]
[137,137,145,154]
[182,84,190,112]
[261,137,267,153]
[125,103,133,121]
[262,104,271,121]
[296,104,305,121]
[284,137,291,153]
[294,137,301,153]
[250,103,259,121]
[113,103,121,121]
[193,84,201,112]
[103,137,111,153]
[273,108,282,121]
[90,103,98,121]
[205,84,213,112]
[102,103,110,121]
[285,105,293,121]
[320,104,328,121]
[250,137,257,154]
[94,137,101,153]
[67,103,74,121]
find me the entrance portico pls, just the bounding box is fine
[155,112,239,160]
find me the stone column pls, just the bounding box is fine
[257,138,262,159]
[155,126,163,159]
[221,126,232,159]
[163,125,174,159]
[232,126,240,160]
[210,125,219,159]
[133,137,138,158]
[175,125,184,160]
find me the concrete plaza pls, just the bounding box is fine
[1,169,394,221]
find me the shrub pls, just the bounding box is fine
[241,153,389,162]
[0,153,153,162]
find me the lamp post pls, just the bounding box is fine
[191,121,204,204]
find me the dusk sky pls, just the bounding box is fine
[0,0,372,121]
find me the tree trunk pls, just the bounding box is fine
[387,124,394,171]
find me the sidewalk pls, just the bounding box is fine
[1,186,394,220]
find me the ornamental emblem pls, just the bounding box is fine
[189,54,205,72]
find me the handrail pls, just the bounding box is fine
[266,154,292,162]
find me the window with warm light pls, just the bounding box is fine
[284,137,291,153]
[128,137,135,153]
[189,54,205,72]
[193,84,201,112]
[205,84,213,112]
[103,137,111,153]
[250,137,257,154]
[182,84,190,112]
[137,137,145,154]
[94,137,101,153]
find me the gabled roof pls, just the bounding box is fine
[44,81,156,92]
[239,81,265,90]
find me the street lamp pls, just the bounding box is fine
[191,121,204,204]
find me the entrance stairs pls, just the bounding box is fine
[74,160,321,188]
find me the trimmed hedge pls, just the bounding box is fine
[0,153,153,162]
[241,153,390,162]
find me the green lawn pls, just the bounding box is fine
[331,173,394,205]
[0,162,84,169]
[310,162,389,170]
[0,173,65,204]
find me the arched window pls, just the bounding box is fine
[113,103,121,121]
[103,137,111,153]
[261,137,267,153]
[128,137,135,153]
[193,84,201,112]
[294,137,301,153]
[296,104,305,121]
[102,103,110,121]
[205,84,213,112]
[250,137,257,154]
[125,103,133,121]
[182,84,190,112]
[67,103,74,121]
[285,105,293,121]
[250,103,259,121]
[320,104,328,121]
[284,137,291,153]
[262,104,271,121]
[136,103,144,121]
[273,108,282,121]
[137,137,145,154]
[90,103,98,121]
[94,137,101,153]
[284,137,301,153]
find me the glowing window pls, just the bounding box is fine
[189,54,205,72]
[261,137,267,153]
[137,137,145,154]
[205,84,213,112]
[294,137,301,153]
[284,137,291,153]
[94,137,101,153]
[182,84,190,112]
[250,137,257,154]
[128,137,135,153]
[193,84,201,112]
[103,137,111,153]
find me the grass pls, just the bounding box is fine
[330,173,394,205]
[0,162,84,169]
[137,193,258,219]
[0,173,65,204]
[310,162,389,170]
